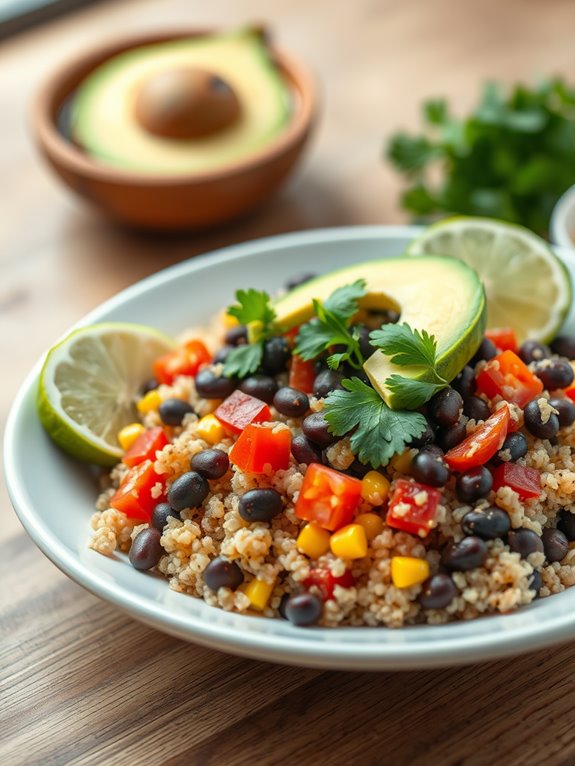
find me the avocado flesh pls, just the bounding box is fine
[273,256,487,409]
[72,28,290,174]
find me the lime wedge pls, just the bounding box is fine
[37,323,175,466]
[406,217,572,343]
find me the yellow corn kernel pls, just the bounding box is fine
[361,471,391,505]
[355,512,384,542]
[330,523,368,559]
[391,556,430,589]
[297,523,331,559]
[222,310,239,329]
[137,390,162,414]
[118,423,145,451]
[196,413,225,444]
[390,449,415,475]
[241,577,275,611]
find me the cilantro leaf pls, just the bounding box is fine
[227,289,276,327]
[323,378,427,468]
[385,375,447,410]
[323,279,366,319]
[369,323,437,367]
[294,316,335,361]
[294,298,364,370]
[222,343,263,378]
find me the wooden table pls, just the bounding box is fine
[3,1,575,763]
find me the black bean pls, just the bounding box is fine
[158,398,195,426]
[345,459,372,478]
[302,412,337,448]
[456,467,493,503]
[410,451,450,487]
[523,399,560,440]
[167,471,209,511]
[285,592,323,626]
[471,338,497,365]
[528,569,542,596]
[190,449,229,480]
[273,387,310,418]
[239,488,283,522]
[451,366,477,398]
[518,340,551,364]
[313,369,345,398]
[436,420,468,451]
[262,337,291,374]
[212,345,233,364]
[541,528,569,563]
[285,272,317,291]
[507,528,544,558]
[420,444,445,460]
[548,398,575,427]
[291,433,322,465]
[151,502,180,532]
[492,432,529,464]
[461,507,511,540]
[195,369,237,399]
[533,359,574,390]
[557,510,575,541]
[224,324,248,346]
[550,335,575,360]
[140,377,159,395]
[129,528,163,570]
[204,556,244,590]
[278,593,290,619]
[239,374,278,404]
[357,326,376,360]
[463,395,491,422]
[428,388,464,428]
[442,536,488,571]
[418,574,457,609]
[409,419,436,448]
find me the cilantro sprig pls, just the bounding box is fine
[223,289,276,378]
[294,280,366,370]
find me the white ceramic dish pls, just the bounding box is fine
[6,226,575,671]
[551,184,575,248]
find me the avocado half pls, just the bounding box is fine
[72,28,291,174]
[273,255,487,408]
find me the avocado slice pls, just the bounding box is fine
[273,256,487,408]
[72,28,290,174]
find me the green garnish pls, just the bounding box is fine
[323,377,427,468]
[386,78,575,234]
[223,289,276,378]
[294,280,366,370]
[370,322,448,409]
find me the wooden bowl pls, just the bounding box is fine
[32,30,317,230]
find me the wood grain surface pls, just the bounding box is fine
[3,1,575,764]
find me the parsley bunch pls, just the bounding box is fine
[387,78,575,234]
[223,289,276,378]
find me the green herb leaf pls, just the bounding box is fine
[323,279,367,319]
[385,375,447,410]
[222,343,263,378]
[227,289,276,327]
[323,378,427,468]
[370,323,437,367]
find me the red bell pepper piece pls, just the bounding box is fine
[485,328,519,354]
[491,463,541,499]
[386,479,441,537]
[476,350,543,408]
[215,390,272,434]
[153,339,211,385]
[295,463,362,531]
[303,568,355,600]
[288,354,316,394]
[444,406,510,471]
[229,424,291,473]
[123,426,169,468]
[110,459,165,522]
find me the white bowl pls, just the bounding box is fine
[6,225,575,670]
[551,184,575,248]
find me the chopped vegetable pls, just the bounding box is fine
[288,354,316,393]
[296,523,331,558]
[110,459,165,522]
[153,339,211,385]
[476,350,543,408]
[386,478,441,537]
[240,577,275,611]
[360,470,391,505]
[228,423,291,473]
[391,556,430,588]
[196,413,226,445]
[303,567,355,600]
[329,523,368,559]
[444,406,510,471]
[122,426,169,467]
[117,422,146,451]
[295,463,362,531]
[485,327,518,353]
[491,462,541,499]
[215,390,271,434]
[137,389,162,414]
[355,512,384,541]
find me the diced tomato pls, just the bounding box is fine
[123,426,169,468]
[444,406,510,471]
[485,328,519,354]
[110,459,165,522]
[284,327,300,347]
[215,390,272,434]
[229,424,291,473]
[288,354,316,394]
[295,463,362,531]
[153,339,211,385]
[386,479,441,537]
[303,568,356,600]
[476,350,543,408]
[491,463,541,500]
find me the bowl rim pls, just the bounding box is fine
[32,28,317,187]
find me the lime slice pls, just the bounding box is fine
[37,322,175,466]
[406,216,572,343]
